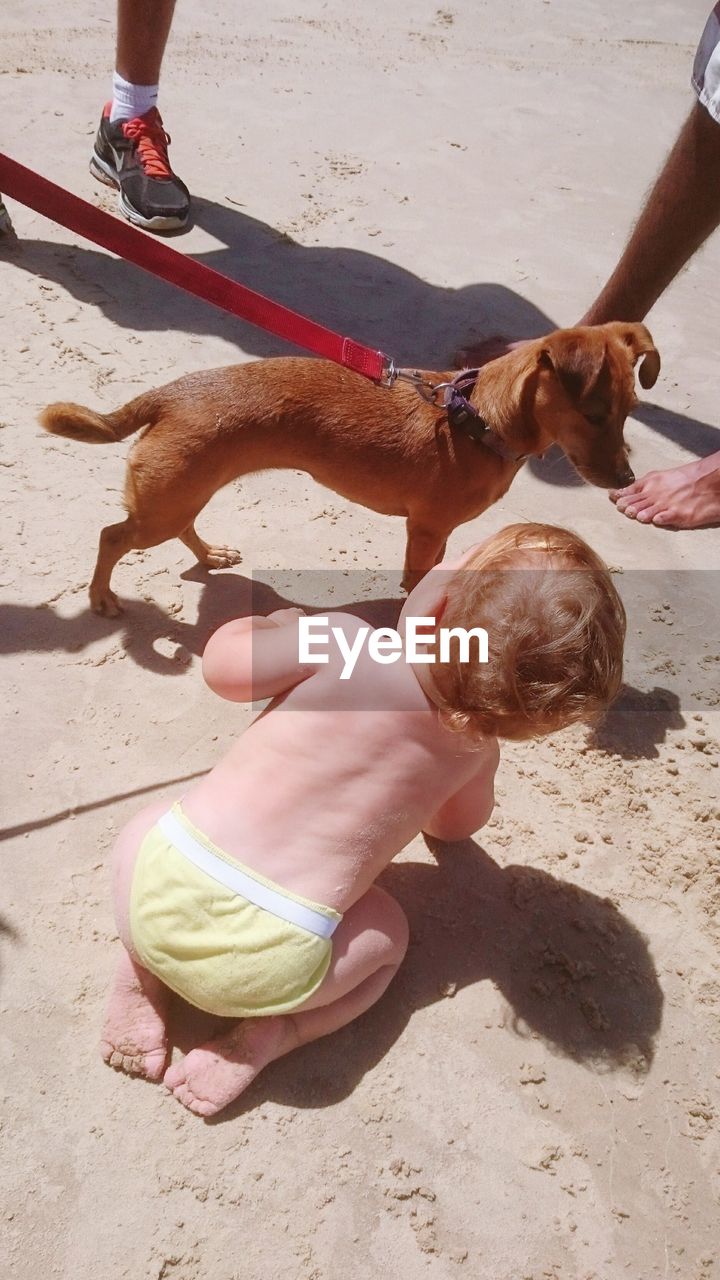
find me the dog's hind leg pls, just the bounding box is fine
[89,511,197,616]
[89,517,141,617]
[178,523,243,571]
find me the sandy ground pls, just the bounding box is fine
[1,1,720,1276]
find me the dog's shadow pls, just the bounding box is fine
[1,573,694,765]
[0,567,405,677]
[166,836,663,1123]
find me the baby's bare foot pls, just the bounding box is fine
[101,950,170,1082]
[164,1016,290,1117]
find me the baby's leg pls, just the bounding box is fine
[101,798,174,1082]
[164,885,409,1117]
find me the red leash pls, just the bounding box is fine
[0,151,393,384]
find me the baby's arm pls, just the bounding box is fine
[423,739,500,841]
[202,609,311,702]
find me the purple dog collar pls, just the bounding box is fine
[393,365,527,463]
[443,370,527,463]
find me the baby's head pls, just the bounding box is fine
[413,523,625,741]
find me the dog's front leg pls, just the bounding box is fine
[402,521,449,593]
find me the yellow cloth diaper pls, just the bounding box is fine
[129,804,342,1018]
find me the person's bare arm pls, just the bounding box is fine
[202,609,310,702]
[423,739,500,841]
[582,102,720,325]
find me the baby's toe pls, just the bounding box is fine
[163,1060,186,1091]
[165,1078,213,1116]
[102,1039,167,1080]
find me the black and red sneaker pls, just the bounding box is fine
[0,196,15,237]
[90,103,190,232]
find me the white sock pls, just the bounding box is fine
[110,73,159,122]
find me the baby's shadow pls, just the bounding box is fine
[197,837,662,1123]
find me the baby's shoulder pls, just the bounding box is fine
[298,610,373,652]
[296,610,377,682]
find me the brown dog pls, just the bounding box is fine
[40,321,659,616]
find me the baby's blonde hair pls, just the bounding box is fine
[430,523,626,741]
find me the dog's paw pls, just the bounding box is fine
[203,545,243,569]
[90,589,123,617]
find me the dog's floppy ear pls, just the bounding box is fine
[617,323,661,389]
[537,330,608,406]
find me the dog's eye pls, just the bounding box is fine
[584,412,606,428]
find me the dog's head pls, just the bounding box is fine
[532,322,660,488]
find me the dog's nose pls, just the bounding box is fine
[616,467,635,489]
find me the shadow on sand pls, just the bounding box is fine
[0,568,404,678]
[7,194,718,476]
[159,835,663,1124]
[587,684,685,761]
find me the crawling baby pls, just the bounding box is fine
[102,523,625,1116]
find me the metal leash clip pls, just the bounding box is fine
[379,355,398,387]
[389,366,449,405]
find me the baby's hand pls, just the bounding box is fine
[267,607,306,626]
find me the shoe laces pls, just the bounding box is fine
[122,108,173,179]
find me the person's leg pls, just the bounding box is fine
[115,0,176,89]
[91,0,190,232]
[457,99,720,526]
[581,16,720,531]
[109,0,176,122]
[586,99,720,528]
[163,886,410,1117]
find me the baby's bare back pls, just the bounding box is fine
[180,646,485,911]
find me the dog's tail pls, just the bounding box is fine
[39,389,160,444]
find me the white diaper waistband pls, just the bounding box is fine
[157,808,340,940]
